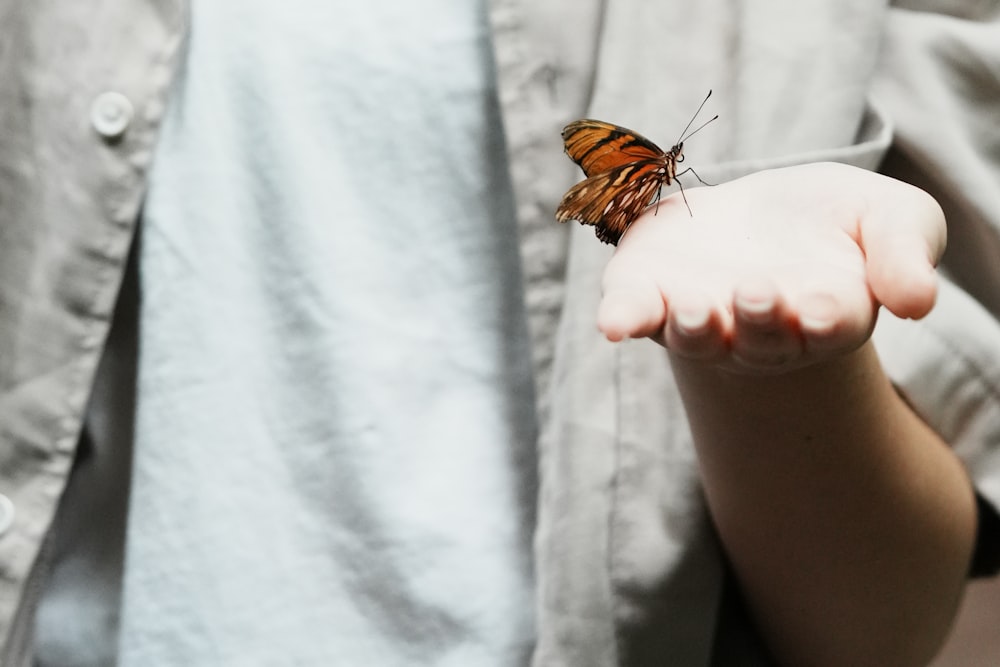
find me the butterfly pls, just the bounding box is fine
[555,91,717,245]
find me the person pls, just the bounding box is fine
[1,2,998,667]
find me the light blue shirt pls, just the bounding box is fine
[120,1,538,664]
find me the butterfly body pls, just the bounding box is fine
[555,93,716,245]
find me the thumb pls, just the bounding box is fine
[860,178,946,320]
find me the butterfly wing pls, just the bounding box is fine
[562,120,666,177]
[555,160,665,245]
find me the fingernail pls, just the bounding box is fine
[799,313,835,335]
[674,305,710,334]
[735,293,775,324]
[797,294,838,334]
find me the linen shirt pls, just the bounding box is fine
[2,1,1000,665]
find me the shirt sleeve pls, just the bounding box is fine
[870,1,1000,580]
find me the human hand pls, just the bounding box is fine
[597,162,946,373]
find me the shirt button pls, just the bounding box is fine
[0,493,13,538]
[90,91,134,140]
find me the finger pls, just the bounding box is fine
[664,293,728,361]
[796,289,877,356]
[730,281,803,369]
[597,279,666,342]
[861,180,946,320]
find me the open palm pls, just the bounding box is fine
[598,162,946,374]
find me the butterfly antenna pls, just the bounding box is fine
[680,114,719,144]
[675,90,717,145]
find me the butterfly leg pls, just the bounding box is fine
[676,166,715,187]
[675,177,694,217]
[652,185,663,216]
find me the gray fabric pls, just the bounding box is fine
[0,1,188,663]
[33,249,138,667]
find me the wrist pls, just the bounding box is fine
[667,341,889,428]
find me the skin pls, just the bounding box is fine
[597,163,977,666]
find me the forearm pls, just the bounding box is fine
[670,341,977,667]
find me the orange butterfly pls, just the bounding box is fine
[555,91,717,245]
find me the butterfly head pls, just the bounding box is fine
[670,142,685,163]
